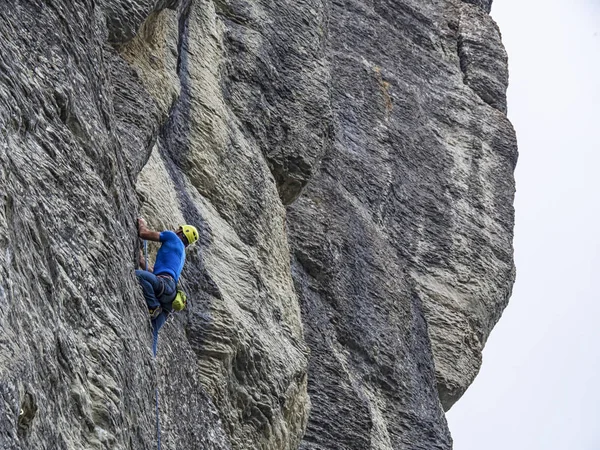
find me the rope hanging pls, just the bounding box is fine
[144,239,162,450]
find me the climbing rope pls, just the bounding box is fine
[153,327,162,450]
[144,239,148,272]
[145,240,162,450]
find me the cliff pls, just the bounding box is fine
[0,0,516,449]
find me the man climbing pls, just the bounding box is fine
[136,217,199,331]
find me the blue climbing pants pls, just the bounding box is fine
[135,270,177,310]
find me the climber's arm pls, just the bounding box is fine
[138,249,153,272]
[137,217,161,242]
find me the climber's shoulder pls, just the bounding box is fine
[159,230,179,242]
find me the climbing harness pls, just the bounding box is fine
[155,274,176,300]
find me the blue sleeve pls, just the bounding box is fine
[159,230,178,242]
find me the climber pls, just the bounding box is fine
[135,217,199,332]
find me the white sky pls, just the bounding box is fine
[447,0,600,449]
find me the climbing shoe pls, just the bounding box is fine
[149,306,163,319]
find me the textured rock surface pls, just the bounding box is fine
[287,3,516,448]
[461,0,493,14]
[0,2,230,449]
[0,0,516,449]
[458,4,509,113]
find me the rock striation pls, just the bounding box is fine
[0,0,516,449]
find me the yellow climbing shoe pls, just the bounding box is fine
[149,307,163,319]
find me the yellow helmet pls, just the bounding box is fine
[172,290,187,311]
[181,225,199,246]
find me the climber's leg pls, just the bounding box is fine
[135,269,162,316]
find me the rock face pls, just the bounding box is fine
[0,0,516,449]
[288,3,516,448]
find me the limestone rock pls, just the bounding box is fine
[287,2,517,441]
[0,0,516,448]
[461,0,493,14]
[458,4,509,113]
[0,2,229,449]
[212,0,332,205]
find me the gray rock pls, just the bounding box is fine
[99,0,174,45]
[213,0,332,205]
[287,1,517,444]
[0,2,229,449]
[458,4,509,113]
[0,0,516,449]
[461,0,493,14]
